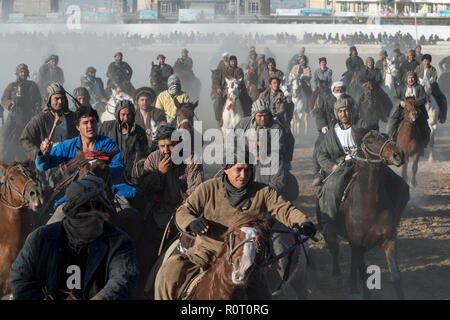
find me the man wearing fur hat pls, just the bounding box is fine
[36,54,64,98]
[10,175,139,300]
[0,64,42,162]
[99,100,149,183]
[415,54,447,123]
[106,52,135,97]
[134,87,167,149]
[155,75,190,124]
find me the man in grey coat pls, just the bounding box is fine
[10,175,139,300]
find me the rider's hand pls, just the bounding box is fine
[217,88,222,95]
[158,153,171,175]
[40,138,53,155]
[400,101,405,107]
[321,126,328,134]
[300,221,317,238]
[189,218,209,235]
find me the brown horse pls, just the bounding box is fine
[187,212,271,300]
[396,98,426,187]
[318,130,408,299]
[0,158,43,297]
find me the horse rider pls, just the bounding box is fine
[312,57,333,91]
[154,147,316,300]
[391,48,406,71]
[72,87,91,110]
[386,71,431,147]
[415,54,447,123]
[288,56,312,90]
[415,45,423,63]
[150,54,174,95]
[258,58,284,93]
[244,50,259,91]
[256,54,267,79]
[106,52,135,97]
[358,57,382,86]
[398,50,420,87]
[258,77,291,132]
[36,54,64,98]
[343,46,365,88]
[287,47,309,75]
[134,86,167,150]
[80,66,108,112]
[217,52,230,70]
[215,55,252,117]
[99,100,149,184]
[173,48,194,76]
[10,175,139,300]
[0,63,42,163]
[137,123,204,271]
[235,98,294,175]
[312,81,353,187]
[375,50,398,86]
[155,75,190,124]
[316,97,407,263]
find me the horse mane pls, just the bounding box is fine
[223,211,270,243]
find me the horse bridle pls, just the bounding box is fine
[225,231,261,265]
[0,164,38,210]
[357,133,395,164]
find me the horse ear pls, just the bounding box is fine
[192,101,199,109]
[173,97,181,109]
[0,161,8,172]
[237,78,243,83]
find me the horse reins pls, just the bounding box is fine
[358,136,394,164]
[225,231,260,265]
[0,164,37,210]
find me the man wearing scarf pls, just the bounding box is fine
[99,100,149,183]
[10,175,139,300]
[154,147,316,300]
[1,64,42,162]
[155,74,190,123]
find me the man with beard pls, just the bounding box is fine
[398,50,420,86]
[216,55,252,117]
[99,100,149,183]
[20,83,78,193]
[258,58,284,93]
[10,175,139,300]
[137,124,203,273]
[386,71,431,147]
[1,64,42,162]
[106,52,135,96]
[150,54,174,95]
[154,146,316,300]
[155,75,189,124]
[343,46,365,87]
[134,87,167,150]
[312,82,353,187]
[415,54,447,123]
[80,67,108,111]
[36,55,64,98]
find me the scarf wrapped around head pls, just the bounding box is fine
[167,74,181,96]
[62,176,113,252]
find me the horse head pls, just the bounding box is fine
[222,211,270,285]
[403,98,418,124]
[176,101,199,130]
[360,130,404,166]
[0,157,43,211]
[225,78,242,104]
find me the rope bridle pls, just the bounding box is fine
[0,164,38,210]
[225,231,261,265]
[356,133,395,164]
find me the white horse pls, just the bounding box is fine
[420,77,440,162]
[100,88,133,123]
[221,78,244,147]
[382,60,398,100]
[288,75,309,136]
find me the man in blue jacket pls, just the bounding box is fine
[10,175,139,300]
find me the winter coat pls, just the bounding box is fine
[135,107,167,149]
[36,64,64,96]
[10,221,139,300]
[155,90,190,122]
[80,76,107,102]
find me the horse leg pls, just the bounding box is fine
[303,112,308,135]
[382,239,404,300]
[427,128,435,163]
[350,246,369,298]
[320,214,341,278]
[401,156,408,182]
[410,153,419,187]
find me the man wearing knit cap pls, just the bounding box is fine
[0,63,42,162]
[80,66,108,111]
[415,54,447,123]
[155,74,190,123]
[106,51,134,96]
[10,175,139,300]
[150,54,174,95]
[36,54,65,98]
[99,100,149,183]
[72,87,91,109]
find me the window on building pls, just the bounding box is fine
[340,3,350,12]
[248,1,259,14]
[160,2,169,13]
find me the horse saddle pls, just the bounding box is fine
[180,269,207,300]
